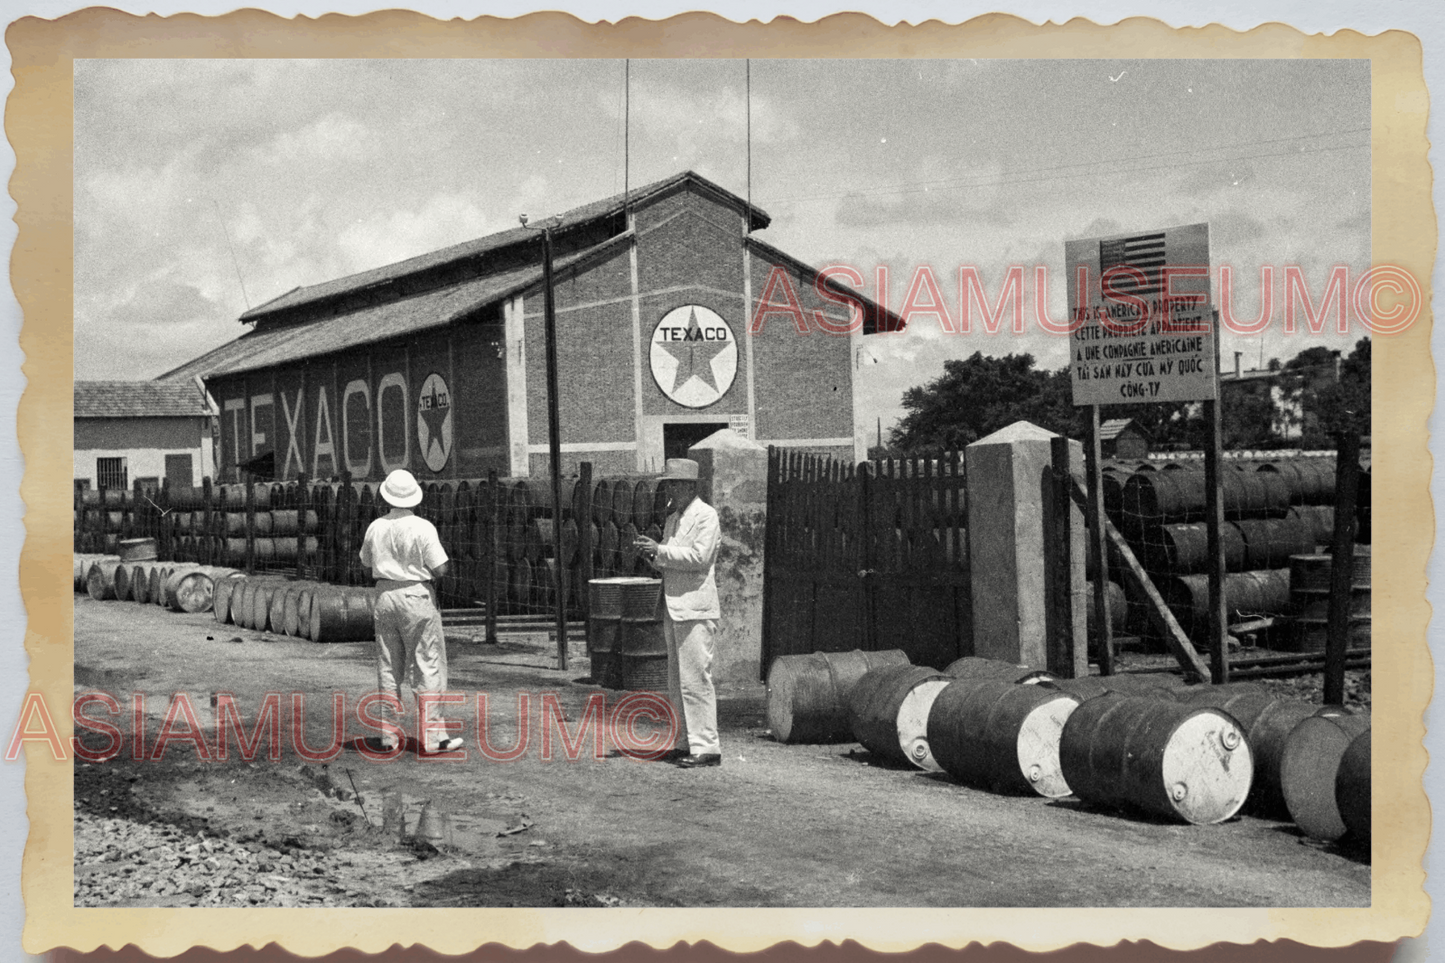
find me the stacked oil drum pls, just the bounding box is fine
[79,472,670,626]
[74,488,134,555]
[765,650,1370,845]
[394,473,666,619]
[1101,455,1369,652]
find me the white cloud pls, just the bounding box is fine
[258,111,373,166]
[336,192,499,274]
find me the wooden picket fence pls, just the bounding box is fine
[761,447,971,676]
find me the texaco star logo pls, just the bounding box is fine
[649,305,738,408]
[416,372,453,472]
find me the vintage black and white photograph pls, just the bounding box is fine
[68,55,1381,912]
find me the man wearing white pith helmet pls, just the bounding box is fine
[634,458,722,768]
[360,469,463,754]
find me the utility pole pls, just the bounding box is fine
[521,213,569,671]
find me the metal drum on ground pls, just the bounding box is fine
[943,656,1054,685]
[765,649,911,744]
[1059,696,1253,825]
[1281,708,1371,842]
[1334,730,1371,844]
[927,678,1081,797]
[848,664,951,767]
[894,676,954,771]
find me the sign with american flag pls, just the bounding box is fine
[1066,223,1215,406]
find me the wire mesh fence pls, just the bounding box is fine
[1099,446,1370,662]
[73,464,670,625]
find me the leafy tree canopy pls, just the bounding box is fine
[887,340,1370,455]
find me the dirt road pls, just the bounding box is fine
[71,595,1369,908]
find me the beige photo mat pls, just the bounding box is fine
[12,9,1433,956]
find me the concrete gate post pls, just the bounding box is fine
[966,421,1087,674]
[688,429,768,684]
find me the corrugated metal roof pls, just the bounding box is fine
[159,233,628,382]
[1098,418,1139,441]
[75,380,213,418]
[240,170,769,324]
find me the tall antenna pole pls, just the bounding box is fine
[624,59,630,217]
[746,59,752,232]
[213,200,251,310]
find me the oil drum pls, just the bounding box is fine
[1059,696,1253,824]
[943,656,1054,685]
[1281,708,1371,841]
[85,558,124,601]
[894,675,955,771]
[309,587,379,643]
[928,679,1081,797]
[848,664,951,767]
[766,649,911,744]
[1179,689,1315,817]
[1334,730,1371,844]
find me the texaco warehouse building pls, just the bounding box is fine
[165,171,898,482]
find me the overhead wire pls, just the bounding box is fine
[768,128,1372,205]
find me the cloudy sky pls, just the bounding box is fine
[74,58,1370,438]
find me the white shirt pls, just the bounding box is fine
[359,509,449,583]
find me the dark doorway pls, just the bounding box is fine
[664,422,727,462]
[164,453,194,488]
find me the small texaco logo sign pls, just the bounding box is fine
[649,305,738,408]
[416,372,453,472]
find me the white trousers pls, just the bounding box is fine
[664,616,719,756]
[373,582,449,749]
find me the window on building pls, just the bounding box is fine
[96,457,127,490]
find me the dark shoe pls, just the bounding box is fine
[655,748,691,762]
[672,753,721,769]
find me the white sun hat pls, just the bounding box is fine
[379,469,423,508]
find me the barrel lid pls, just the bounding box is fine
[589,576,658,586]
[1161,708,1254,824]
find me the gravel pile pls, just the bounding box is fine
[74,811,365,908]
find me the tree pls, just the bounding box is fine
[888,351,1197,454]
[1309,337,1371,443]
[889,353,1083,452]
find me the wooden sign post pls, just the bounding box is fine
[1067,223,1219,681]
[1085,406,1114,675]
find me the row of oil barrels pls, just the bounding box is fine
[211,575,379,643]
[169,510,321,537]
[155,535,322,569]
[1155,546,1372,650]
[75,531,120,554]
[78,488,136,509]
[77,510,130,534]
[766,651,1370,841]
[1105,456,1363,521]
[81,472,670,578]
[75,547,381,643]
[74,554,239,614]
[1140,508,1336,575]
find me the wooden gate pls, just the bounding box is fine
[761,448,971,675]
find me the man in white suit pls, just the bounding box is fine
[634,457,722,769]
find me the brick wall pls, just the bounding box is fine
[207,320,508,483]
[748,251,855,445]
